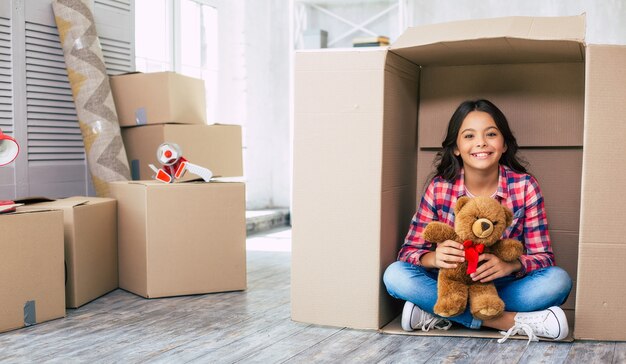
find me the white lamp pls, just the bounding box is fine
[0,128,19,166]
[0,129,20,166]
[0,128,20,213]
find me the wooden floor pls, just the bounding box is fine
[1,227,624,363]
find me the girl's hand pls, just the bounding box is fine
[434,240,465,269]
[470,254,522,283]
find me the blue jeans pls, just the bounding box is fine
[383,261,573,329]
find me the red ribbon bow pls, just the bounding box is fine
[463,240,484,275]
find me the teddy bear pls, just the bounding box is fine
[422,196,524,321]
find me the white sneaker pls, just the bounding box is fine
[401,301,452,332]
[498,306,569,345]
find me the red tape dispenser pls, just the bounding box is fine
[148,142,213,183]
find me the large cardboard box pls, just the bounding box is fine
[109,181,247,298]
[27,197,118,308]
[110,72,207,127]
[122,124,243,181]
[292,15,626,341]
[0,208,65,333]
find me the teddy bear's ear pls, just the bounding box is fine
[503,206,514,226]
[455,196,471,215]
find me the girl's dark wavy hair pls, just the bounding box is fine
[432,99,528,182]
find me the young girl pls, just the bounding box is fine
[383,99,572,344]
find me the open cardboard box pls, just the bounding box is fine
[292,15,626,341]
[20,197,118,308]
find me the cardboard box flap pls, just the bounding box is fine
[11,206,55,215]
[110,71,168,79]
[109,71,141,77]
[119,180,163,187]
[391,15,585,66]
[15,196,115,211]
[580,44,626,244]
[117,180,217,188]
[27,197,90,209]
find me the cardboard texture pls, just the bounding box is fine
[110,72,207,126]
[110,181,246,298]
[418,63,584,148]
[26,197,118,308]
[293,49,420,329]
[576,45,626,341]
[121,124,243,180]
[0,209,65,333]
[391,16,585,66]
[293,15,626,341]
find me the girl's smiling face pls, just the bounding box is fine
[454,111,507,174]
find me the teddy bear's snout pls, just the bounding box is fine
[472,218,494,238]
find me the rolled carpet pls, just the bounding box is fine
[52,0,131,197]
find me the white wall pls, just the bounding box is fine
[298,0,626,46]
[217,0,290,210]
[300,1,403,48]
[410,0,626,45]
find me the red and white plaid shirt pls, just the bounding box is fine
[398,164,554,275]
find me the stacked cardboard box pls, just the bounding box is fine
[292,15,626,341]
[109,181,246,298]
[23,197,118,308]
[110,72,243,181]
[0,208,65,333]
[109,71,247,298]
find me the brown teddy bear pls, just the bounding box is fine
[423,196,524,321]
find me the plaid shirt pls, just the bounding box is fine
[398,164,554,276]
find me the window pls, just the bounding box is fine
[135,0,218,123]
[134,0,171,72]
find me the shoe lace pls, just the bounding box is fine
[419,316,452,332]
[497,323,539,346]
